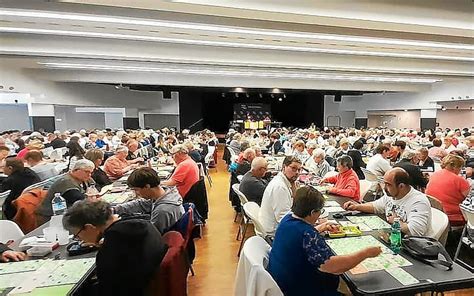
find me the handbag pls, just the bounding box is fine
[402,236,453,270]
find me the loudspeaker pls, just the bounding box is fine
[162,89,172,100]
[334,94,342,102]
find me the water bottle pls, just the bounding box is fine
[390,217,402,254]
[51,192,67,216]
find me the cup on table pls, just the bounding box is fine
[43,227,56,242]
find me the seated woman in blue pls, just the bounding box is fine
[268,186,382,296]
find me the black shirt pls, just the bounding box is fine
[92,167,112,191]
[347,149,366,180]
[49,138,67,149]
[0,168,40,219]
[96,217,167,296]
[394,159,428,190]
[239,171,268,205]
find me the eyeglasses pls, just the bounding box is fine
[288,165,302,172]
[73,226,85,240]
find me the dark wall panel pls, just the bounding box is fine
[123,117,139,130]
[420,118,436,131]
[355,118,368,129]
[31,116,55,132]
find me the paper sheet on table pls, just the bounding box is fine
[387,268,419,285]
[101,192,129,204]
[324,206,345,213]
[324,201,341,207]
[99,184,113,195]
[361,253,412,271]
[347,216,391,230]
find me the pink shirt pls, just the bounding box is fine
[426,169,470,226]
[104,156,129,179]
[172,157,199,198]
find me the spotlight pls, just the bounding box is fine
[278,97,283,102]
[441,106,447,111]
[458,96,462,100]
[272,88,281,94]
[221,93,225,98]
[271,94,275,98]
[451,97,455,100]
[455,105,459,109]
[235,93,239,98]
[404,109,408,112]
[259,93,263,98]
[283,94,286,99]
[246,93,250,98]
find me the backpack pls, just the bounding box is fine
[402,236,453,270]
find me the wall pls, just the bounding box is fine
[105,112,124,129]
[0,104,31,131]
[437,110,474,129]
[367,110,420,130]
[54,106,106,131]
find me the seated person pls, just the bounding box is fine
[305,148,331,178]
[366,144,392,177]
[334,138,350,159]
[344,168,432,236]
[84,149,112,191]
[126,140,142,161]
[62,200,167,296]
[113,167,185,233]
[259,156,301,236]
[0,243,26,262]
[347,140,366,180]
[321,155,360,201]
[235,148,256,176]
[268,186,382,296]
[389,140,406,163]
[428,138,447,161]
[104,146,139,180]
[184,141,202,163]
[24,150,60,181]
[292,140,310,164]
[394,150,428,190]
[36,159,96,225]
[416,147,435,171]
[239,157,269,205]
[1,158,40,220]
[0,145,10,173]
[161,144,199,198]
[426,154,470,226]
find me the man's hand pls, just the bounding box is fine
[343,200,359,211]
[364,246,382,258]
[1,250,26,262]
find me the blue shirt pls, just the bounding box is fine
[268,214,339,296]
[95,139,106,148]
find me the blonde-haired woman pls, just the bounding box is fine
[426,154,471,226]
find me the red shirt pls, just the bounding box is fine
[326,169,361,201]
[426,169,470,226]
[172,157,199,198]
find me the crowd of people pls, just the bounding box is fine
[227,125,474,295]
[0,127,218,294]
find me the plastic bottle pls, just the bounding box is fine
[390,217,402,254]
[51,192,67,216]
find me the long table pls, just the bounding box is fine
[324,194,474,295]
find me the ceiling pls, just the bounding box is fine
[0,0,473,92]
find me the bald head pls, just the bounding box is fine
[383,168,411,199]
[243,148,256,162]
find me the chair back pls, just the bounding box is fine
[0,220,24,244]
[183,177,209,220]
[426,208,449,241]
[12,189,48,233]
[148,231,188,296]
[232,184,249,205]
[460,205,474,229]
[243,202,266,238]
[361,168,380,182]
[234,236,283,296]
[0,190,11,210]
[426,194,444,212]
[359,180,372,200]
[204,145,216,164]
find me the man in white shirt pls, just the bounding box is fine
[366,144,392,177]
[259,156,301,236]
[343,167,432,236]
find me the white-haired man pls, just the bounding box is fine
[104,146,139,180]
[305,148,331,178]
[239,157,269,205]
[36,159,97,224]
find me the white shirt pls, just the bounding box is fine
[372,187,432,236]
[366,154,392,177]
[259,172,293,236]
